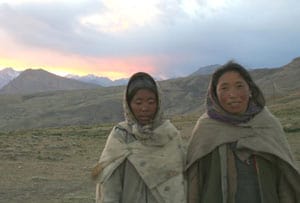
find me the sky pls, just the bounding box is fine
[0,0,299,80]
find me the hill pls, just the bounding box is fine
[0,93,299,202]
[0,57,299,132]
[0,69,100,95]
[255,57,300,97]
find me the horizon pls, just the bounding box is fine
[0,57,287,81]
[1,0,300,80]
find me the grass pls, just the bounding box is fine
[0,92,299,202]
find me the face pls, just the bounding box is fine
[216,71,251,115]
[129,89,158,125]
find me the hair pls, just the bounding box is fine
[126,72,158,104]
[210,60,265,107]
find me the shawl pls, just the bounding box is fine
[94,72,186,203]
[97,120,186,203]
[187,107,299,173]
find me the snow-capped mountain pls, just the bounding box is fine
[0,69,100,94]
[0,68,21,88]
[66,74,128,87]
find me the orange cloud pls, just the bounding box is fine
[0,42,160,80]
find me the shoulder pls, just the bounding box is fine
[191,113,227,138]
[164,119,180,132]
[104,123,130,145]
[250,107,283,130]
[158,119,181,139]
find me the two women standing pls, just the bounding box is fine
[94,61,300,203]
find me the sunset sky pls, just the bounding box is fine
[0,0,299,80]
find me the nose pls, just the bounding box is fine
[141,105,147,111]
[228,90,237,97]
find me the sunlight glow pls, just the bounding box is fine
[0,57,130,80]
[80,0,160,33]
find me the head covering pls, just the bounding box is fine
[123,72,164,142]
[126,72,158,104]
[206,61,265,125]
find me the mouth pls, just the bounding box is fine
[228,101,241,105]
[138,115,151,120]
[137,115,153,123]
[227,101,242,107]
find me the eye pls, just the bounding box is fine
[236,82,247,89]
[148,99,156,105]
[219,86,228,91]
[134,100,142,105]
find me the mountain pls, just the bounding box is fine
[0,69,100,95]
[254,57,300,97]
[189,64,221,76]
[66,74,128,87]
[0,68,21,88]
[0,57,299,131]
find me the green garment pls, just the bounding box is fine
[186,108,300,203]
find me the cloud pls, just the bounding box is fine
[0,0,300,79]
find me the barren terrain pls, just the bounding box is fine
[0,99,299,203]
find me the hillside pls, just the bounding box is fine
[0,58,299,132]
[255,57,300,97]
[0,87,123,131]
[0,69,100,94]
[0,94,299,202]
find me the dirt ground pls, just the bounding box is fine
[0,126,299,203]
[0,130,106,203]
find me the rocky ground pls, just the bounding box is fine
[0,120,299,203]
[0,126,109,203]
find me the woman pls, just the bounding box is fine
[186,61,300,203]
[93,72,186,203]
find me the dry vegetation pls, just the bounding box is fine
[0,94,299,203]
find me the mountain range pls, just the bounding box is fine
[0,68,130,89]
[0,64,224,91]
[66,74,129,87]
[0,69,100,95]
[0,57,299,131]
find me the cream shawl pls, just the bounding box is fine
[97,119,186,203]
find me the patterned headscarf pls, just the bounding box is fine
[123,72,164,143]
[206,61,265,125]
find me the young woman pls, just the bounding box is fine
[93,72,186,203]
[186,61,300,203]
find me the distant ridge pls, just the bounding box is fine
[0,68,21,89]
[0,57,299,131]
[66,74,128,87]
[0,69,101,94]
[189,64,221,76]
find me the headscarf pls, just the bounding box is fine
[123,72,164,144]
[206,61,265,125]
[93,72,186,203]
